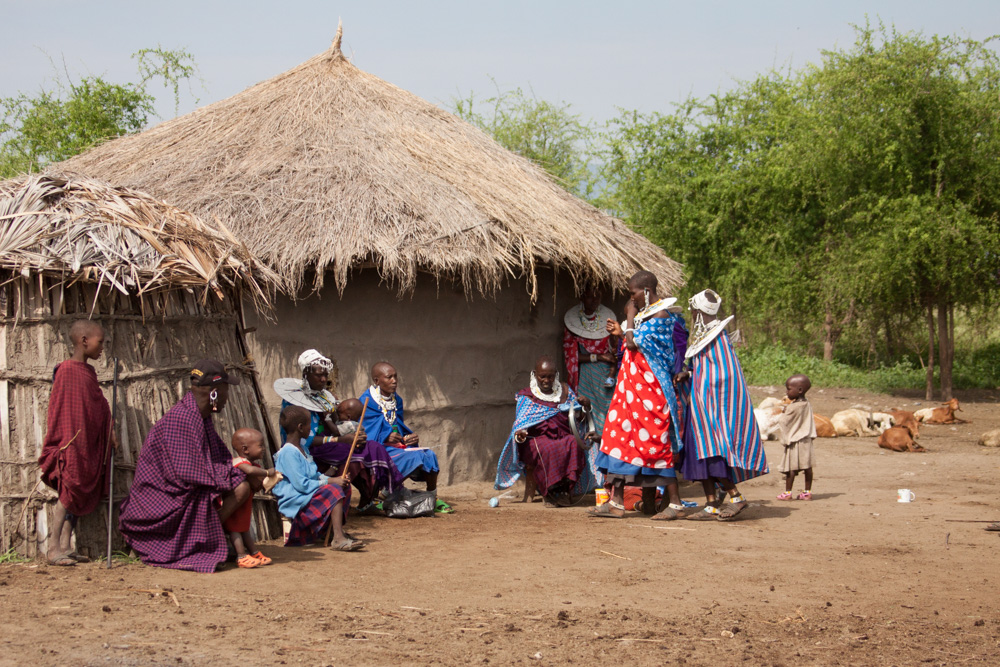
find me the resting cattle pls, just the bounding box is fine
[915,398,964,424]
[888,410,920,439]
[754,406,784,441]
[878,426,926,453]
[831,409,880,437]
[814,414,837,438]
[870,412,895,434]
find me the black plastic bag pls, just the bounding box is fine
[382,487,436,519]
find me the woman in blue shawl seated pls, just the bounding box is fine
[494,356,593,506]
[359,362,449,512]
[274,350,403,514]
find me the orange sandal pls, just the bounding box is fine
[237,554,260,568]
[250,551,272,566]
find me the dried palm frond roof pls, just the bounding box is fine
[57,24,683,300]
[0,173,280,307]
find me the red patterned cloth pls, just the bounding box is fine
[285,484,347,547]
[562,329,611,391]
[600,347,673,470]
[38,360,112,516]
[222,457,256,533]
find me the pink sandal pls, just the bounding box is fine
[776,491,793,501]
[797,491,812,501]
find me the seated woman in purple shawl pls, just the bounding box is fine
[494,356,593,507]
[274,350,403,514]
[118,360,255,572]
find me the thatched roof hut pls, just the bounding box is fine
[0,174,281,558]
[53,26,684,485]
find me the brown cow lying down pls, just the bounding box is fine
[888,410,920,439]
[814,414,837,438]
[915,398,964,424]
[878,426,926,452]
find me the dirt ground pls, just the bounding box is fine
[2,387,999,666]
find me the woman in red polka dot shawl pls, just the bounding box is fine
[588,271,689,520]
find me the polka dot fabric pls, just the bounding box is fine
[599,346,673,470]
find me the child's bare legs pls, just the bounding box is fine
[229,530,249,558]
[329,502,348,545]
[803,468,813,492]
[784,470,798,492]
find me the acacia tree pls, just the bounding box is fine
[602,23,1000,398]
[451,84,596,198]
[0,47,199,178]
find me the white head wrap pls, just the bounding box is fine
[689,289,721,315]
[298,349,333,373]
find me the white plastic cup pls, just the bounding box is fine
[281,517,292,544]
[897,489,915,503]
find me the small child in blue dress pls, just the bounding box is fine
[273,405,364,551]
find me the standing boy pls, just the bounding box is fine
[38,320,117,565]
[776,374,817,501]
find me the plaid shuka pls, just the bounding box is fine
[38,360,112,516]
[495,387,595,494]
[285,484,348,546]
[118,392,246,573]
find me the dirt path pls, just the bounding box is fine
[2,389,999,666]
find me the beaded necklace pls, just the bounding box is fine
[369,385,398,425]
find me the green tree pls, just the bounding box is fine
[451,83,596,198]
[601,23,1000,398]
[0,47,199,178]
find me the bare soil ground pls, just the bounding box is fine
[2,388,999,666]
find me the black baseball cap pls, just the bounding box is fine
[190,359,241,386]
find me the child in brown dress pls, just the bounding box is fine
[776,374,816,500]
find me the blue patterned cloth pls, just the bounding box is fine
[358,389,439,479]
[495,387,595,493]
[632,312,686,452]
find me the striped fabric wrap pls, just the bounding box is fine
[685,330,768,483]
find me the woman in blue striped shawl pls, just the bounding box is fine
[678,289,768,521]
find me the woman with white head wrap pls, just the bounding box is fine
[676,290,768,521]
[273,350,403,513]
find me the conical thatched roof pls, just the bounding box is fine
[57,25,683,300]
[0,173,278,307]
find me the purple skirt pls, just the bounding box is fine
[310,439,404,496]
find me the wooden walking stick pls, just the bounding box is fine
[325,397,370,546]
[106,356,119,569]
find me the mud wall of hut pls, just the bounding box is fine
[0,274,280,559]
[244,268,592,486]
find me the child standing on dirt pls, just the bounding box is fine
[777,374,817,500]
[225,428,277,568]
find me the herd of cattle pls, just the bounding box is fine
[754,397,966,453]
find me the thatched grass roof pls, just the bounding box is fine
[0,173,279,307]
[57,25,683,300]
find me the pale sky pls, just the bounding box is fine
[1,1,996,126]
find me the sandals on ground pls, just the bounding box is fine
[717,495,749,521]
[651,503,687,521]
[332,538,365,552]
[776,491,793,501]
[47,553,77,567]
[250,551,272,566]
[587,500,625,518]
[797,491,812,501]
[435,499,455,514]
[237,554,261,568]
[685,506,721,521]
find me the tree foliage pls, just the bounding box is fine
[0,47,199,178]
[601,23,1000,397]
[451,83,596,197]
